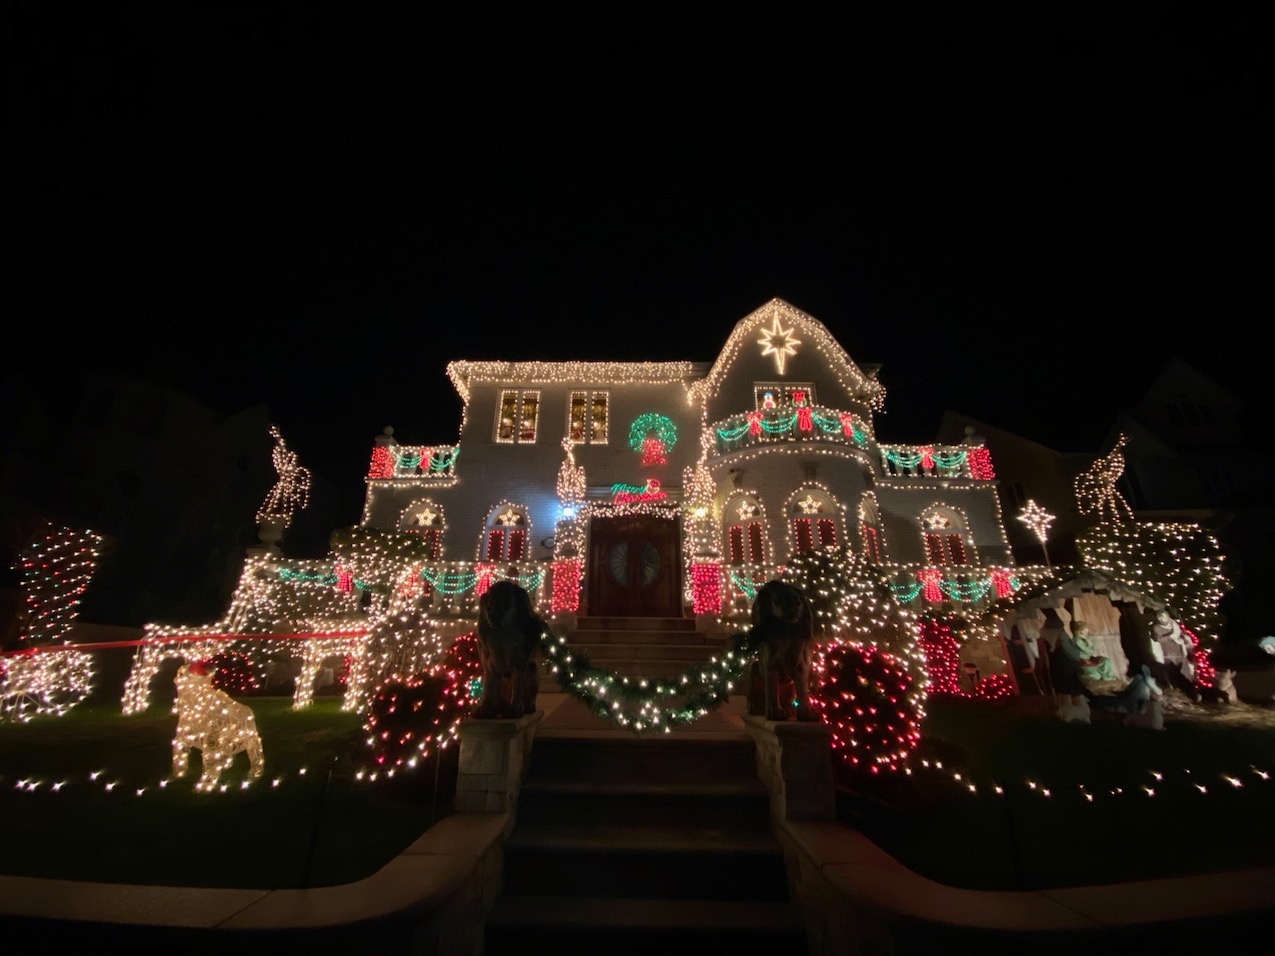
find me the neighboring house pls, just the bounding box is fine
[0,373,339,630]
[938,356,1275,639]
[359,297,1018,622]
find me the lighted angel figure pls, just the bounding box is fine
[255,425,312,528]
[1073,433,1135,523]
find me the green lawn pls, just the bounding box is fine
[0,697,455,889]
[2,675,1273,893]
[839,694,1275,890]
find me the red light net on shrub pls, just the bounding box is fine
[363,632,482,770]
[972,672,1014,702]
[812,640,921,776]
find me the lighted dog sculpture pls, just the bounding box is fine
[172,661,264,791]
[474,580,543,719]
[747,580,818,721]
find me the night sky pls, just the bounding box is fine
[10,7,1270,525]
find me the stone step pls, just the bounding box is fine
[483,724,805,955]
[523,736,758,785]
[565,642,726,661]
[574,616,699,632]
[515,780,772,829]
[539,658,725,679]
[564,630,726,646]
[483,896,806,955]
[499,823,790,899]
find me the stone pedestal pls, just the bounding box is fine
[455,710,543,815]
[743,714,835,822]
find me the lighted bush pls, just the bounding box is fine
[207,651,259,695]
[363,632,482,771]
[813,640,920,776]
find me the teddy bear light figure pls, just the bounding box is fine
[171,660,264,792]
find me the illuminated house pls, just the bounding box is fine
[358,298,1017,624]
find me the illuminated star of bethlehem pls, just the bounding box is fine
[414,508,437,526]
[797,495,822,514]
[496,508,520,525]
[737,501,758,520]
[758,315,801,375]
[1017,499,1055,541]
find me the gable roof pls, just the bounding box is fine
[687,298,886,410]
[1007,568,1167,616]
[445,360,701,404]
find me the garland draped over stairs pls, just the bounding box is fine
[537,626,766,734]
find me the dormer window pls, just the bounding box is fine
[568,391,609,444]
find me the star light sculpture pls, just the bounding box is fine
[758,314,801,375]
[1017,499,1056,569]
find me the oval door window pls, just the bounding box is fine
[607,540,661,586]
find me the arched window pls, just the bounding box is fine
[858,495,883,564]
[483,504,530,562]
[400,501,443,559]
[789,489,838,555]
[921,508,970,566]
[724,495,767,565]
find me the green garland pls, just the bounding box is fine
[537,625,766,734]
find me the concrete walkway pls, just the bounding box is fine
[1,693,1273,954]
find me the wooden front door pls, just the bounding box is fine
[586,514,682,617]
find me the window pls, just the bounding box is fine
[921,512,969,566]
[568,391,609,444]
[725,497,767,564]
[484,506,528,561]
[755,383,817,410]
[496,390,540,443]
[401,503,443,559]
[790,490,837,555]
[859,496,883,563]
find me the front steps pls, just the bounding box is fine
[550,615,731,678]
[481,729,806,954]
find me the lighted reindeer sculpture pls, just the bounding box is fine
[171,660,264,791]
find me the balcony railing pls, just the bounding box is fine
[710,405,871,456]
[368,444,460,480]
[877,443,994,480]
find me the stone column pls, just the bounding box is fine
[743,714,835,822]
[455,710,544,815]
